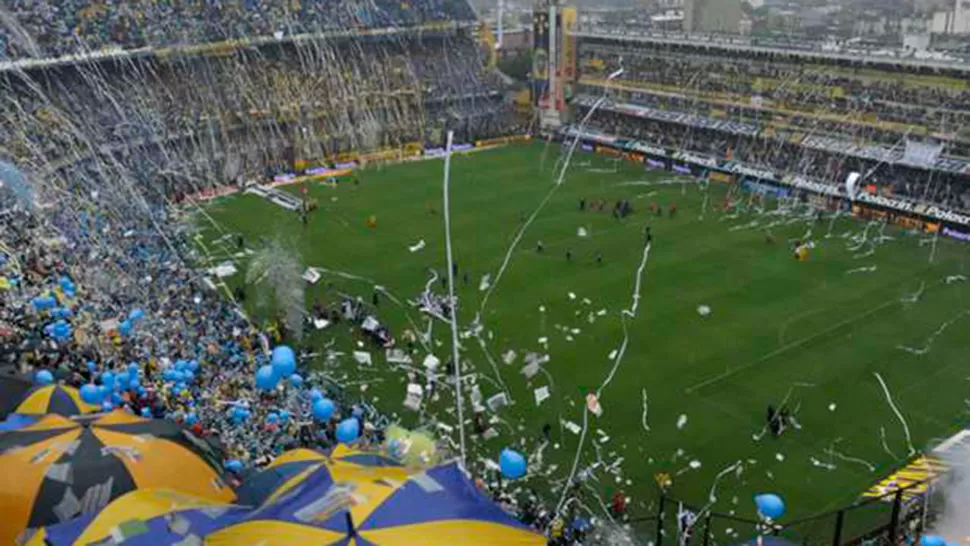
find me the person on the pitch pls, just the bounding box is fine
[566,248,572,262]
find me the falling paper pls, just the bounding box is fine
[408,239,426,253]
[521,362,541,379]
[313,319,331,330]
[586,394,603,417]
[386,349,412,364]
[568,292,577,300]
[353,351,372,365]
[486,393,509,412]
[578,227,588,237]
[501,350,517,365]
[697,305,711,317]
[829,403,837,411]
[422,354,441,371]
[563,420,582,435]
[302,268,321,284]
[479,274,491,292]
[534,386,551,406]
[689,460,701,469]
[677,414,688,429]
[209,263,238,279]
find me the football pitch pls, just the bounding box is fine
[199,142,970,531]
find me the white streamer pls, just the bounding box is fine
[873,372,917,457]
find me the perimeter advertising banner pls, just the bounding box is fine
[532,10,550,107]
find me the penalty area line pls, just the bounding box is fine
[684,299,898,394]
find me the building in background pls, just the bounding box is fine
[684,0,741,33]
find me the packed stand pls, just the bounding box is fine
[577,107,970,213]
[0,0,478,61]
[578,42,970,154]
[0,31,514,200]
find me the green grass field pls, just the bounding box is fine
[199,142,970,537]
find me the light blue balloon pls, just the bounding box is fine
[34,370,53,386]
[101,401,114,412]
[80,384,101,404]
[289,373,304,388]
[271,345,297,378]
[500,448,527,480]
[336,418,360,443]
[255,365,278,391]
[115,372,129,388]
[310,388,323,402]
[754,493,786,520]
[101,371,114,387]
[922,536,946,546]
[188,360,199,372]
[140,407,152,418]
[266,412,280,424]
[186,412,198,425]
[279,410,291,423]
[129,309,145,322]
[86,361,97,371]
[224,460,244,473]
[312,398,335,421]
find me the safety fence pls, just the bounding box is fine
[639,477,936,546]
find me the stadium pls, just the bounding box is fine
[0,0,968,545]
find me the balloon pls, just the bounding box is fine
[224,460,244,473]
[119,320,132,336]
[271,345,297,377]
[80,384,101,404]
[140,407,152,418]
[309,388,323,402]
[754,493,786,520]
[111,392,122,405]
[312,398,335,421]
[129,379,140,390]
[101,371,114,387]
[185,412,198,425]
[255,365,278,391]
[922,537,946,546]
[129,309,145,322]
[115,372,129,388]
[289,373,304,388]
[34,370,53,386]
[163,369,175,381]
[266,412,280,424]
[86,361,97,371]
[101,401,114,412]
[52,321,71,339]
[188,360,199,372]
[336,418,360,443]
[279,410,291,424]
[500,448,527,480]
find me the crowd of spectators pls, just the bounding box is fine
[0,0,477,61]
[0,31,518,199]
[579,43,970,148]
[579,108,970,213]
